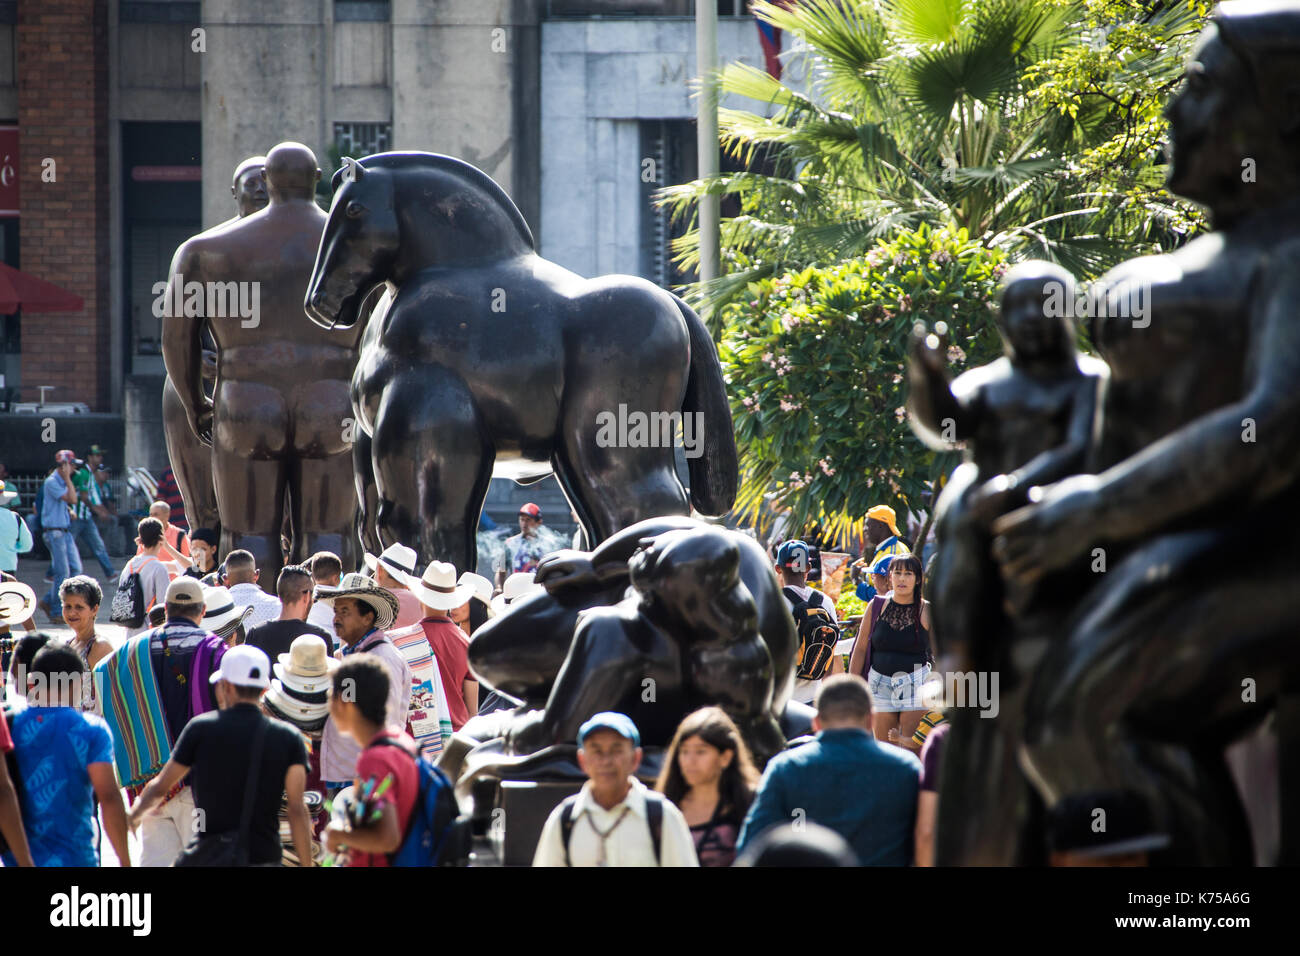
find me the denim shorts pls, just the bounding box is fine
[867,663,931,712]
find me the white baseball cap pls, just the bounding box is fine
[209,644,272,690]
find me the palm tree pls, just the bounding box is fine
[662,0,1201,330]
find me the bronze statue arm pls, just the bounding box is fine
[160,243,213,445]
[993,257,1300,585]
[906,321,976,447]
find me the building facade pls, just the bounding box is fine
[0,0,777,484]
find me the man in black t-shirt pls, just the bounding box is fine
[245,564,332,671]
[129,645,312,866]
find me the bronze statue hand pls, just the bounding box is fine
[534,550,598,594]
[909,320,950,378]
[968,474,1018,525]
[991,474,1101,592]
[189,401,215,448]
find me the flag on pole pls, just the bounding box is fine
[754,2,796,80]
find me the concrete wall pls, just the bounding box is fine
[200,0,327,229]
[539,16,774,279]
[390,0,540,230]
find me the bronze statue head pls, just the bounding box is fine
[996,260,1077,364]
[628,528,756,641]
[304,156,400,329]
[1165,1,1300,224]
[264,142,321,204]
[230,155,268,218]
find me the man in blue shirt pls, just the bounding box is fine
[38,450,84,623]
[3,642,131,867]
[738,674,921,865]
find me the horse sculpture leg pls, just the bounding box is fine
[372,368,493,573]
[353,427,381,555]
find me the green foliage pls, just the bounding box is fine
[836,588,867,620]
[723,226,1006,543]
[661,0,1212,322]
[1024,0,1213,239]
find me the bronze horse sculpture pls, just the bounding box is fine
[303,152,737,569]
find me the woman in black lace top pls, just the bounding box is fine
[849,553,935,744]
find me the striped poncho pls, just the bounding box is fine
[387,623,455,758]
[96,634,170,787]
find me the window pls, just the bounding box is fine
[333,122,392,159]
[639,120,697,289]
[334,0,390,22]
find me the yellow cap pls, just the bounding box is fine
[866,505,899,536]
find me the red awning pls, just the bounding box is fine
[0,261,84,313]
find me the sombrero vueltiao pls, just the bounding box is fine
[312,572,399,630]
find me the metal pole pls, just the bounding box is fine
[696,0,720,291]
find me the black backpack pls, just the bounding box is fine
[784,587,841,681]
[0,703,23,857]
[558,791,665,866]
[110,557,155,628]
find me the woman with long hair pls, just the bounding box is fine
[848,552,935,745]
[656,706,760,867]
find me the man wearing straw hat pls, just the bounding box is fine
[406,561,478,731]
[316,573,410,791]
[363,542,424,629]
[200,585,255,645]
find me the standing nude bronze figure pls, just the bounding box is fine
[162,142,361,589]
[162,155,267,537]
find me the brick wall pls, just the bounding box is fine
[17,0,111,409]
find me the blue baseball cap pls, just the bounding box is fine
[577,712,641,748]
[775,539,811,573]
[871,554,895,576]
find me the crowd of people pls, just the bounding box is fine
[0,445,972,868]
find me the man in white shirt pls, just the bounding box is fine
[533,712,697,867]
[223,549,282,630]
[306,551,342,646]
[775,539,841,705]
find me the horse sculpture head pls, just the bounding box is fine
[304,151,535,331]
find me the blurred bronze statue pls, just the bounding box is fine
[162,142,361,590]
[926,1,1300,866]
[162,155,267,537]
[303,152,737,570]
[908,262,1106,865]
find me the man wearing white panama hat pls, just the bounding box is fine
[200,585,255,644]
[316,573,411,789]
[363,542,424,629]
[406,561,478,731]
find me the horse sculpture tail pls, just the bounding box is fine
[675,294,738,516]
